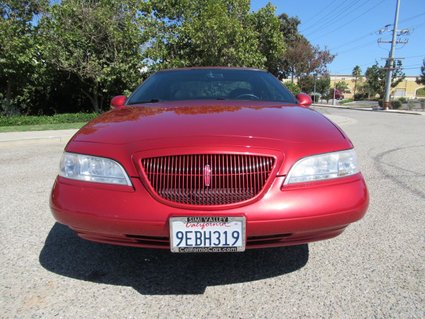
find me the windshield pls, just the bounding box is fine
[127,69,297,104]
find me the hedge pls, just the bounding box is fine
[0,113,98,127]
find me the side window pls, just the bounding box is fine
[265,82,284,100]
[258,73,296,102]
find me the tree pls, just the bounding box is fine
[278,13,302,43]
[148,0,268,69]
[335,81,349,92]
[364,61,405,98]
[0,0,48,114]
[298,75,313,93]
[364,64,382,98]
[284,81,301,95]
[416,59,425,85]
[280,36,334,81]
[352,65,362,98]
[39,0,149,112]
[298,74,330,97]
[316,75,331,97]
[251,3,285,75]
[0,1,335,114]
[273,13,300,79]
[274,12,334,80]
[283,37,313,81]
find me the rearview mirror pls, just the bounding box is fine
[110,95,127,109]
[296,93,312,107]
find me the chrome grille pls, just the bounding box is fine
[141,154,275,206]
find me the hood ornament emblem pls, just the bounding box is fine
[203,164,211,187]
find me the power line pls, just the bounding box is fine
[403,66,421,70]
[302,0,362,34]
[311,0,388,40]
[336,41,377,56]
[298,0,342,30]
[402,64,421,68]
[305,0,370,37]
[330,61,377,74]
[331,57,423,75]
[398,11,425,24]
[403,55,425,59]
[300,0,352,32]
[329,30,377,51]
[409,21,425,30]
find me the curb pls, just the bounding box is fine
[313,103,424,115]
[0,129,77,146]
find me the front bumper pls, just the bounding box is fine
[50,174,368,249]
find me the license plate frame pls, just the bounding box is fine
[169,216,246,253]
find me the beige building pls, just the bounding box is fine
[330,75,425,99]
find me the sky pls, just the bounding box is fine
[251,0,425,76]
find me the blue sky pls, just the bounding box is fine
[251,0,425,76]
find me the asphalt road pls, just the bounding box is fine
[1,107,424,319]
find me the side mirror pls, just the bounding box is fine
[110,95,127,109]
[296,93,312,107]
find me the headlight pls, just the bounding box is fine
[284,149,359,185]
[59,152,132,186]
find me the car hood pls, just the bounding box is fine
[73,100,346,145]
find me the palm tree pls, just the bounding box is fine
[352,65,362,99]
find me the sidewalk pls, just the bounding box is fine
[314,103,424,115]
[0,129,77,146]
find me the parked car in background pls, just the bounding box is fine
[50,67,368,253]
[331,88,345,100]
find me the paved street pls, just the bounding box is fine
[1,107,424,318]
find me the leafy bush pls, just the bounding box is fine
[340,98,354,104]
[284,81,301,95]
[417,88,425,97]
[391,100,402,109]
[377,100,402,109]
[0,113,98,127]
[397,97,407,104]
[407,100,415,110]
[353,93,368,101]
[0,94,21,116]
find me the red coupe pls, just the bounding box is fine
[50,67,368,253]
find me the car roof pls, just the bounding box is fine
[157,66,266,73]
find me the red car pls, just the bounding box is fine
[332,89,345,100]
[50,67,368,253]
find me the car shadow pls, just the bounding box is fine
[39,223,309,295]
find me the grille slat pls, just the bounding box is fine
[142,154,275,206]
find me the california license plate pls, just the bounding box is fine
[170,216,246,253]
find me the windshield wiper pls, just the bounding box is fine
[128,99,160,105]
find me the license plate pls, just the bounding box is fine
[169,216,246,253]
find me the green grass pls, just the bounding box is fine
[0,113,98,127]
[340,98,354,104]
[0,122,87,132]
[0,112,98,132]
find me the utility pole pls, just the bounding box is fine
[383,0,401,110]
[378,0,409,109]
